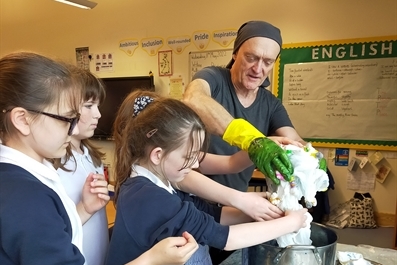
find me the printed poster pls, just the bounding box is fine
[169,76,184,100]
[335,148,349,166]
[95,53,113,72]
[75,47,90,70]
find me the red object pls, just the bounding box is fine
[104,165,109,182]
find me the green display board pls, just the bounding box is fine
[274,36,397,151]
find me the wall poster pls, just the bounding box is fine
[159,50,173,76]
[274,36,397,151]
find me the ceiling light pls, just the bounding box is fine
[55,0,97,9]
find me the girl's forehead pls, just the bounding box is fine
[186,129,205,151]
[47,93,77,114]
[84,97,97,103]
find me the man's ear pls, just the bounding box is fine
[149,147,163,165]
[232,53,237,61]
[10,107,31,136]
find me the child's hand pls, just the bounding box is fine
[238,192,284,221]
[284,208,308,232]
[148,232,198,265]
[267,136,303,148]
[81,172,110,215]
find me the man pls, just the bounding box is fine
[183,19,306,265]
[183,20,304,193]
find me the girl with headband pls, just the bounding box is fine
[107,90,307,265]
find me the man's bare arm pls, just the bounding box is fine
[183,78,233,136]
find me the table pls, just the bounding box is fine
[249,170,267,192]
[336,244,397,265]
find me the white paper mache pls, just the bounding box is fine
[266,143,329,247]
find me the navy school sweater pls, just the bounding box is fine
[106,176,229,265]
[0,163,85,265]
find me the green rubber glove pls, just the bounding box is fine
[248,138,293,185]
[319,157,327,172]
[222,119,294,185]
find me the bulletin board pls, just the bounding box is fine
[274,36,397,151]
[189,49,233,81]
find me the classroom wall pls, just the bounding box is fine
[1,0,396,215]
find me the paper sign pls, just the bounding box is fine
[369,151,384,165]
[375,165,391,183]
[335,148,349,166]
[359,157,369,169]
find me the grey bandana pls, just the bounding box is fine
[226,20,282,87]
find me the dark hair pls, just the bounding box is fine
[0,52,81,143]
[76,67,106,105]
[112,90,209,204]
[55,67,107,170]
[112,90,161,148]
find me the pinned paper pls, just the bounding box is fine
[169,76,184,100]
[375,165,391,183]
[355,150,368,157]
[348,158,360,172]
[369,151,384,165]
[359,157,369,169]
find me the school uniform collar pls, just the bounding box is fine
[0,144,59,181]
[131,164,176,194]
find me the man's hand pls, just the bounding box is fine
[248,138,293,185]
[222,119,293,185]
[318,155,327,172]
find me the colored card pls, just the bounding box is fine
[335,148,349,166]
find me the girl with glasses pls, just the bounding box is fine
[0,52,110,264]
[0,53,197,265]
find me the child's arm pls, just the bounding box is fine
[175,171,283,221]
[198,151,252,175]
[223,209,308,250]
[125,232,198,265]
[218,206,255,225]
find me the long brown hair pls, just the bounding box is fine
[55,67,106,171]
[112,90,209,205]
[0,52,81,145]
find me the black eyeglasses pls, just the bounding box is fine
[26,109,81,136]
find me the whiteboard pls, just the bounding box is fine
[188,49,233,81]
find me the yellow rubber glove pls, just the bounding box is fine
[222,119,294,185]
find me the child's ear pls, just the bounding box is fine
[149,147,163,165]
[10,107,31,136]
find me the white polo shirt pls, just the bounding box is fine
[58,145,108,265]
